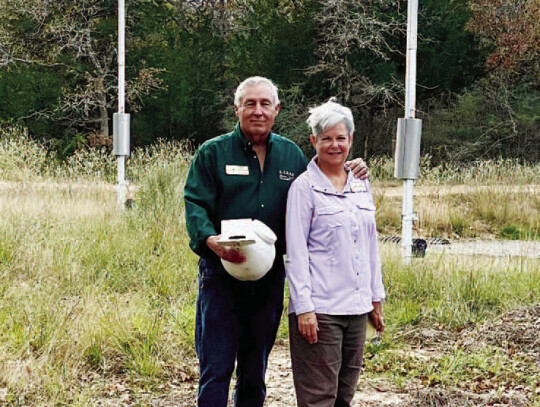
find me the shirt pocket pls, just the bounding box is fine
[353,194,376,212]
[316,205,345,228]
[354,197,377,233]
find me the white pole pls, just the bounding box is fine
[117,0,127,209]
[401,0,419,263]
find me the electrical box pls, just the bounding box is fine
[394,118,422,179]
[113,112,130,156]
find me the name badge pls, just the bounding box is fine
[350,181,367,193]
[226,165,249,176]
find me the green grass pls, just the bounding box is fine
[380,245,540,330]
[0,149,199,402]
[0,124,539,404]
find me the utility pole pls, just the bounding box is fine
[394,0,422,264]
[113,0,130,209]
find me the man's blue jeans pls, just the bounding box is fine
[195,258,285,407]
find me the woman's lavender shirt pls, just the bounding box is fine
[285,158,385,316]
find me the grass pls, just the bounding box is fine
[380,244,539,329]
[0,125,539,404]
[369,154,540,186]
[0,141,198,403]
[373,186,539,239]
[0,124,192,183]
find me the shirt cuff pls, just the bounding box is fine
[292,298,315,315]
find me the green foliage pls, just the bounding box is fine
[0,0,537,162]
[0,66,63,139]
[500,224,522,240]
[417,0,486,94]
[0,145,200,400]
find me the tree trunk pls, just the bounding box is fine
[99,105,109,137]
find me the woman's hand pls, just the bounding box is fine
[298,312,318,344]
[369,302,385,333]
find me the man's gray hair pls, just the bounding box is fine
[234,76,280,107]
[306,98,355,137]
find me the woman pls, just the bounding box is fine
[285,100,385,407]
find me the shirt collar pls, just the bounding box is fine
[233,123,275,153]
[307,157,357,196]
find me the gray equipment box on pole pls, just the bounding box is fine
[394,118,422,179]
[113,112,130,156]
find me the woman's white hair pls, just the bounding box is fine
[306,98,354,137]
[234,76,280,107]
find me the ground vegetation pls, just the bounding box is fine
[0,136,538,405]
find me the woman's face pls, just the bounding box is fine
[310,122,352,168]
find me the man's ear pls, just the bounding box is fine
[234,105,239,117]
[274,104,281,117]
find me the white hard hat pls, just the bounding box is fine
[218,219,277,281]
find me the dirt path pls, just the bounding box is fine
[141,301,540,406]
[137,343,407,406]
[265,343,406,406]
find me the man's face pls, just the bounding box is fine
[235,83,280,145]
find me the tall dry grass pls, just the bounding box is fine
[369,154,540,186]
[0,124,538,404]
[373,186,539,239]
[0,130,198,402]
[0,124,192,184]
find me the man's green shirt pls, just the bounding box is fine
[184,124,308,262]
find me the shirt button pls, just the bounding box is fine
[261,204,265,208]
[261,180,263,184]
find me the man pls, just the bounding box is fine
[184,77,367,407]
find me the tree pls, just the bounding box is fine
[447,0,540,162]
[0,0,163,144]
[305,0,404,158]
[467,0,539,73]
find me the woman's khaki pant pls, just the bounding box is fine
[289,313,367,407]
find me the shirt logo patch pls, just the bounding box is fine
[226,165,249,176]
[279,170,295,181]
[350,181,367,192]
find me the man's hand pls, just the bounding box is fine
[298,312,318,344]
[206,235,246,264]
[369,302,385,333]
[345,157,369,180]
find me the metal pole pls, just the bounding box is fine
[116,0,128,209]
[118,0,125,115]
[401,0,419,263]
